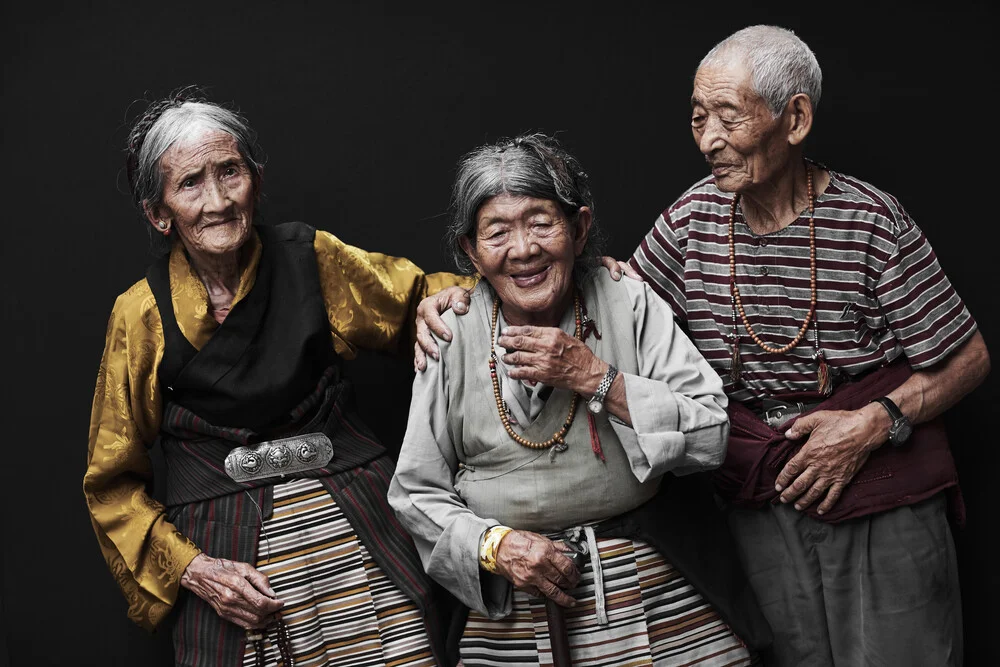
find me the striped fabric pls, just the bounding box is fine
[629,168,976,405]
[163,369,441,666]
[243,478,436,667]
[460,538,754,666]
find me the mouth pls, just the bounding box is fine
[710,163,734,177]
[509,265,550,288]
[203,216,241,229]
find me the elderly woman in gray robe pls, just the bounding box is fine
[389,134,771,666]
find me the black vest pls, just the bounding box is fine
[146,222,337,431]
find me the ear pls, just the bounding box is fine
[143,200,169,233]
[459,235,484,275]
[253,165,265,202]
[785,93,814,146]
[572,206,592,257]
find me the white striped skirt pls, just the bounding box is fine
[460,537,755,666]
[243,478,436,667]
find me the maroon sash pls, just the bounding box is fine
[714,361,964,525]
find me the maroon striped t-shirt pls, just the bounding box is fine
[629,168,977,406]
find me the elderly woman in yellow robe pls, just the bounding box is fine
[84,89,473,666]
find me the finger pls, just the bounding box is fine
[779,465,818,504]
[501,349,546,367]
[785,413,819,440]
[413,341,426,372]
[775,451,810,491]
[538,579,577,608]
[600,256,623,280]
[449,290,470,314]
[499,325,546,337]
[233,572,284,612]
[423,295,454,342]
[816,481,847,515]
[619,260,643,281]
[415,320,441,361]
[792,477,830,511]
[225,604,277,630]
[506,366,540,384]
[242,565,277,598]
[549,553,580,588]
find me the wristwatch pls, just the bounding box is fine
[871,397,913,447]
[587,364,619,415]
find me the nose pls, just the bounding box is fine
[697,116,726,156]
[202,177,229,214]
[508,227,539,261]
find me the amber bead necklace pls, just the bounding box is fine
[728,163,832,395]
[488,293,582,449]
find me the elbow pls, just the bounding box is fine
[965,331,991,388]
[706,421,731,469]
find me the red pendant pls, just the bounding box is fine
[816,350,833,396]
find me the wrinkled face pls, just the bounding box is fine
[151,128,256,256]
[460,194,590,327]
[691,58,791,194]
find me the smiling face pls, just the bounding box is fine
[690,58,794,195]
[147,128,256,257]
[460,194,590,327]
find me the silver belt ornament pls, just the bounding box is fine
[224,433,334,483]
[758,399,823,430]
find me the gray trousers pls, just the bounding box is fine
[728,494,962,666]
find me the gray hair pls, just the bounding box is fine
[125,89,265,254]
[445,133,605,275]
[699,25,822,115]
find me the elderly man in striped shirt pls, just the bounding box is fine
[417,24,989,667]
[624,25,989,667]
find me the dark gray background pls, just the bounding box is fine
[3,1,996,664]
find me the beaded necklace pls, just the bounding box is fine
[728,164,832,395]
[488,293,582,449]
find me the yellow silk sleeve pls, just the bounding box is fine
[83,281,201,631]
[314,230,474,358]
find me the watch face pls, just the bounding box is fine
[587,399,603,415]
[891,419,913,445]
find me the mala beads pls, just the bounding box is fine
[728,163,832,395]
[488,293,582,450]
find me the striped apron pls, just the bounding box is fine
[460,530,755,667]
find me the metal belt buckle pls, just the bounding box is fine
[224,433,334,483]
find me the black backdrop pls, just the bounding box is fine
[3,2,996,665]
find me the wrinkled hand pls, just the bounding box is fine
[599,256,642,281]
[775,405,889,514]
[180,553,284,629]
[498,326,604,392]
[414,286,471,371]
[494,530,580,607]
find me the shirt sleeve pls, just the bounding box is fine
[313,230,475,358]
[627,209,689,324]
[608,278,730,481]
[83,295,202,631]
[875,209,977,369]
[387,330,513,619]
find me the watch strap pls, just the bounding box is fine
[872,397,903,422]
[592,364,619,404]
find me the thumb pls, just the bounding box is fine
[784,415,816,440]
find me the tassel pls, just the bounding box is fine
[587,412,606,462]
[816,350,832,396]
[729,335,742,384]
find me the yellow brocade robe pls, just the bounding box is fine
[84,229,471,630]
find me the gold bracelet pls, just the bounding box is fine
[479,526,512,574]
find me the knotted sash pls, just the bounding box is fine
[714,361,964,525]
